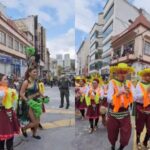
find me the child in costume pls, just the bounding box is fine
[107,63,135,150]
[0,74,20,150]
[135,68,150,149]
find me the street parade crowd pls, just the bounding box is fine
[0,47,49,150]
[75,63,150,150]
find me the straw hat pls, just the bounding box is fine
[138,68,150,76]
[110,63,134,74]
[75,76,81,80]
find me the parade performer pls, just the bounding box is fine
[0,74,20,150]
[107,63,135,150]
[100,79,108,126]
[75,76,81,110]
[77,78,88,120]
[135,68,150,149]
[85,78,103,133]
[18,47,49,139]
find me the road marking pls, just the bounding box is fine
[42,119,75,129]
[45,108,75,115]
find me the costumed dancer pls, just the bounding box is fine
[135,68,150,149]
[100,79,108,127]
[85,78,103,133]
[107,63,135,150]
[77,78,88,120]
[75,76,81,111]
[18,47,49,139]
[0,74,20,150]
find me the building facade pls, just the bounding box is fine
[56,54,63,67]
[0,10,33,77]
[111,13,150,75]
[77,38,90,75]
[88,13,104,74]
[14,15,47,76]
[101,0,140,76]
[64,54,71,68]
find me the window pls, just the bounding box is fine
[103,56,111,66]
[122,41,134,56]
[7,36,13,48]
[103,22,113,39]
[104,4,114,23]
[0,31,6,45]
[144,41,150,55]
[90,31,98,41]
[113,47,121,59]
[20,43,24,52]
[103,40,111,52]
[90,42,98,52]
[14,40,19,51]
[90,54,95,61]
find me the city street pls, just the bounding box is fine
[75,114,134,150]
[14,86,75,150]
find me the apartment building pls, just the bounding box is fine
[101,0,140,76]
[0,10,33,77]
[89,13,104,74]
[111,13,150,74]
[77,38,90,75]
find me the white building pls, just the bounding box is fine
[56,54,63,67]
[101,0,141,76]
[64,54,71,68]
[77,38,90,75]
[89,13,104,74]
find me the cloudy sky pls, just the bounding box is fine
[0,0,150,58]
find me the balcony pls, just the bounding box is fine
[111,54,136,65]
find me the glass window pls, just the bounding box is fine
[14,40,19,51]
[122,41,134,56]
[103,40,111,52]
[20,43,24,52]
[103,22,113,39]
[0,31,6,45]
[7,36,13,49]
[90,42,98,52]
[90,54,95,61]
[144,41,150,55]
[103,56,111,66]
[90,31,98,41]
[104,4,114,23]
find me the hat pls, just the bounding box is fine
[80,77,86,83]
[138,68,150,76]
[110,63,134,74]
[75,76,81,80]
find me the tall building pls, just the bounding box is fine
[77,38,90,75]
[0,8,33,77]
[111,13,150,75]
[89,13,104,74]
[101,0,141,76]
[14,15,47,75]
[64,54,71,69]
[56,54,63,67]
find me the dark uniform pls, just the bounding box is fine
[58,77,70,109]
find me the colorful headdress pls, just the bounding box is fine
[25,46,40,68]
[80,77,86,83]
[75,76,81,80]
[138,68,150,76]
[91,73,103,85]
[110,63,134,74]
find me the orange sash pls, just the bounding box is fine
[112,80,133,112]
[139,83,150,108]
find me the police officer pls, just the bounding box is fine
[58,75,70,109]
